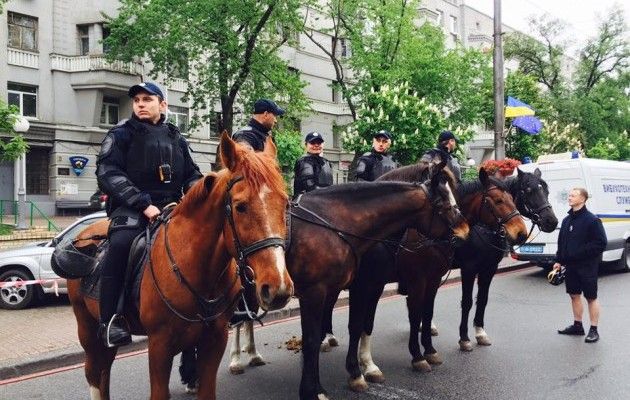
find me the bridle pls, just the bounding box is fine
[516,185,552,226]
[479,186,521,235]
[148,175,285,326]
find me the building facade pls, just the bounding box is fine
[0,0,549,216]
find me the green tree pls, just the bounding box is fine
[0,101,29,162]
[104,0,311,133]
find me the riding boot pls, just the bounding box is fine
[98,277,131,348]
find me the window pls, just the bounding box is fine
[78,25,90,55]
[100,97,119,125]
[475,21,481,31]
[26,148,49,195]
[7,12,38,51]
[101,24,111,54]
[168,106,189,133]
[8,83,37,117]
[208,112,222,137]
[436,9,443,26]
[332,37,351,58]
[450,15,458,34]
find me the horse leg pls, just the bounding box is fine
[228,324,244,374]
[179,347,198,394]
[320,295,338,352]
[147,334,175,400]
[473,266,498,346]
[422,281,442,365]
[345,283,369,392]
[359,282,386,384]
[72,298,117,400]
[407,294,431,372]
[299,289,329,400]
[459,270,476,352]
[243,320,266,366]
[196,324,229,400]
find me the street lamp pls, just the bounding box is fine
[12,116,29,230]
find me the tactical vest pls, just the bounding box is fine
[372,153,397,180]
[316,158,334,187]
[125,122,185,206]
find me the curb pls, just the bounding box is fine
[0,261,533,382]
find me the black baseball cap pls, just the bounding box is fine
[438,130,458,143]
[305,132,324,143]
[253,99,285,116]
[128,82,165,99]
[373,130,392,140]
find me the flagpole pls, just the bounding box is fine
[493,0,506,159]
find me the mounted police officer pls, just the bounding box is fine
[232,98,284,151]
[421,130,462,183]
[354,130,397,181]
[96,82,203,348]
[292,131,334,197]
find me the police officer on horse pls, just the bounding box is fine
[96,82,203,348]
[232,99,284,151]
[354,130,397,182]
[293,131,334,197]
[421,130,462,183]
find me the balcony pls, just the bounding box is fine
[7,48,39,69]
[50,54,143,75]
[168,78,188,93]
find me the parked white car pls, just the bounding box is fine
[0,212,107,310]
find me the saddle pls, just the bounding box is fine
[80,206,177,312]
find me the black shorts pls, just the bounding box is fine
[565,264,598,299]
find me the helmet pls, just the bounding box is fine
[547,266,566,286]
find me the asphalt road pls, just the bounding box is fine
[2,267,629,400]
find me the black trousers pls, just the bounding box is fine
[99,220,147,323]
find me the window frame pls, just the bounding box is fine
[7,12,38,52]
[100,97,120,126]
[77,24,90,55]
[168,105,190,134]
[7,82,38,118]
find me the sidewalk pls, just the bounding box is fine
[0,257,532,381]
[0,215,84,250]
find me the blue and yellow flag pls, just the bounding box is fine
[505,96,535,118]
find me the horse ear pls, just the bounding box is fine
[534,168,542,178]
[219,131,239,171]
[263,136,278,159]
[479,167,489,186]
[203,173,217,193]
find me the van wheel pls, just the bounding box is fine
[620,242,630,273]
[0,269,35,310]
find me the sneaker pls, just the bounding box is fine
[585,330,599,343]
[99,315,132,348]
[557,324,585,336]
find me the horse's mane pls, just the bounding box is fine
[457,175,507,198]
[305,181,416,201]
[174,148,287,216]
[379,162,457,192]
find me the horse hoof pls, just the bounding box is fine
[327,335,339,347]
[476,335,492,346]
[424,352,443,365]
[459,340,473,352]
[348,375,369,392]
[411,359,432,372]
[320,342,331,352]
[431,323,439,336]
[365,370,385,383]
[249,356,266,366]
[183,382,198,394]
[229,365,245,375]
[317,394,330,400]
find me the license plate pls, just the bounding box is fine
[520,244,544,254]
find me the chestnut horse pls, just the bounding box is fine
[67,133,293,400]
[347,167,558,391]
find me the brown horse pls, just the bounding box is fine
[342,165,528,392]
[67,133,293,400]
[286,163,469,400]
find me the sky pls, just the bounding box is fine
[464,0,629,54]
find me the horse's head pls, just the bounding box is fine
[515,168,558,232]
[478,168,528,245]
[211,133,293,311]
[421,161,470,243]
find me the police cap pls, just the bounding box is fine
[128,82,165,100]
[373,130,392,140]
[305,131,324,144]
[253,99,285,116]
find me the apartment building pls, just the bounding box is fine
[0,0,545,215]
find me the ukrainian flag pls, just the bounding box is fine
[505,96,535,118]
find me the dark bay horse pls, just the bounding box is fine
[287,164,470,400]
[343,165,528,391]
[67,133,293,400]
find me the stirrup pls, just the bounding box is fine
[103,314,132,348]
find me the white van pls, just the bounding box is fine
[512,156,630,272]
